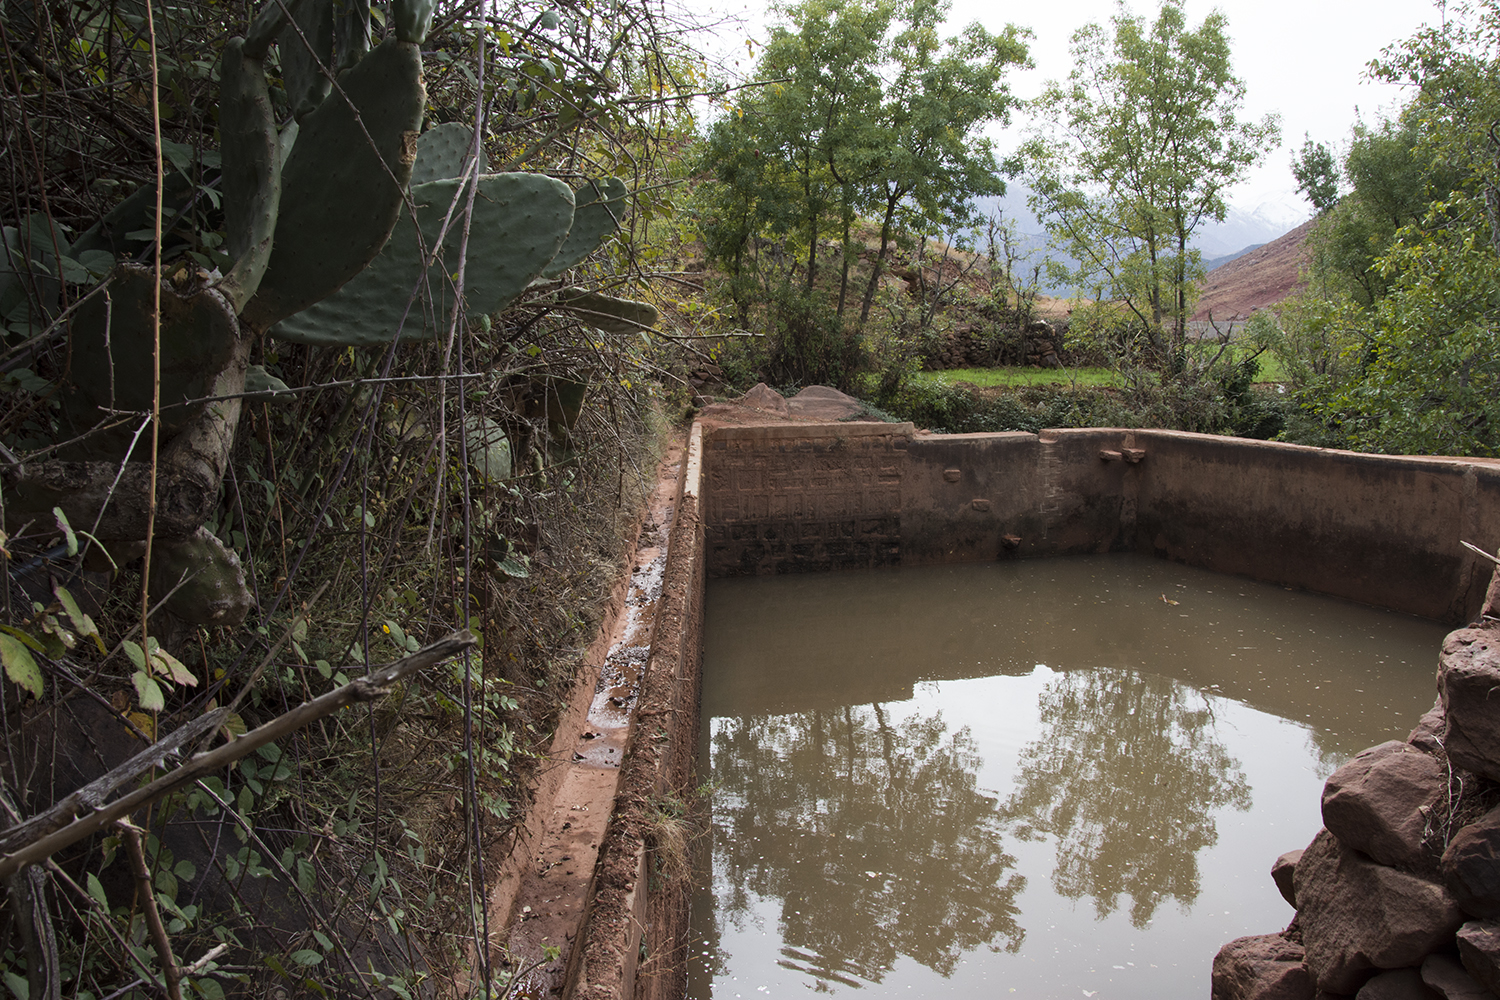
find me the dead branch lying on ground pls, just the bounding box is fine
[0,630,477,881]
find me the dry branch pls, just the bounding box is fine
[0,630,476,880]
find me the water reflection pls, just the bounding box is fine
[1000,667,1251,927]
[692,556,1449,999]
[707,704,1025,987]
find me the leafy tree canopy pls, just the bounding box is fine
[1021,0,1279,351]
[1268,0,1500,456]
[692,0,1029,379]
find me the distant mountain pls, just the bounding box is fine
[1202,243,1265,273]
[965,188,1312,297]
[1192,217,1317,322]
[1193,197,1312,259]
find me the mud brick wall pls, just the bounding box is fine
[703,423,911,576]
[698,421,1500,623]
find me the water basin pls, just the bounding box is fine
[687,554,1449,999]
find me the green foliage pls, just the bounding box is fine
[1271,0,1500,456]
[1022,0,1279,350]
[1303,111,1443,306]
[1292,135,1340,213]
[693,0,1028,384]
[910,366,1120,388]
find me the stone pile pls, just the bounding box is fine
[920,318,1063,370]
[1213,627,1500,1000]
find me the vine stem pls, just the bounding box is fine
[119,820,182,1000]
[139,0,165,682]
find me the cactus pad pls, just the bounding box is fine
[335,0,372,70]
[464,416,513,481]
[240,36,425,331]
[269,173,575,347]
[216,38,282,312]
[278,0,334,121]
[65,264,240,449]
[410,122,477,187]
[392,0,436,44]
[148,527,253,625]
[557,289,658,334]
[540,176,629,278]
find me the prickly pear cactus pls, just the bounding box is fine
[279,0,335,121]
[268,173,576,346]
[409,122,477,187]
[64,264,242,450]
[216,36,282,312]
[557,289,659,334]
[541,177,630,278]
[238,36,425,330]
[148,527,254,625]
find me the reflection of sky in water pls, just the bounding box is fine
[688,555,1447,999]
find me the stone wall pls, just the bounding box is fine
[920,318,1066,370]
[700,422,1500,623]
[703,423,909,576]
[1213,625,1500,1000]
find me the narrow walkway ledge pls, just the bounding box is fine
[563,422,705,1000]
[555,421,1500,1000]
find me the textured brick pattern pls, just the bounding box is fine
[705,428,906,575]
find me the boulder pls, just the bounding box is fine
[1457,920,1500,995]
[1297,828,1466,994]
[1441,805,1500,918]
[1356,968,1442,1000]
[1410,700,1447,755]
[1213,931,1316,1000]
[1439,630,1500,781]
[786,385,867,421]
[1420,953,1497,999]
[737,382,789,414]
[1322,740,1446,871]
[1275,850,1305,908]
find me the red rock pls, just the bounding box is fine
[1410,699,1446,755]
[1322,741,1445,871]
[1275,850,1305,908]
[1356,968,1442,999]
[1442,805,1500,918]
[737,382,789,414]
[1213,932,1316,1000]
[1439,631,1500,781]
[1296,829,1466,994]
[1420,953,1497,999]
[1457,920,1500,995]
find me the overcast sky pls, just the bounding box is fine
[698,0,1447,223]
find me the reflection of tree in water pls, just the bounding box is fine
[708,705,1025,989]
[1001,666,1251,927]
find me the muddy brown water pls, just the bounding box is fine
[687,554,1449,999]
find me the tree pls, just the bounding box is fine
[1021,0,1280,352]
[1302,112,1443,305]
[1292,135,1340,213]
[852,0,1030,325]
[692,0,1028,382]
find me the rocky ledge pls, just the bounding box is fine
[1213,627,1500,1000]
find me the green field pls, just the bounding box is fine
[915,348,1287,390]
[910,366,1123,389]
